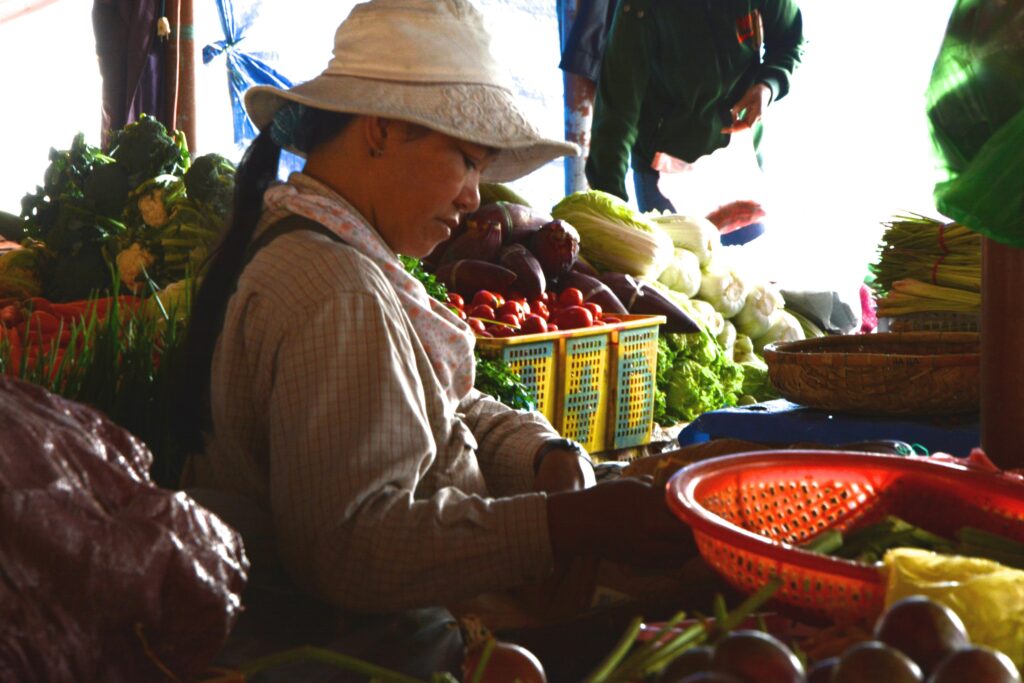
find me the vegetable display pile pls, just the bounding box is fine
[1,114,234,302]
[870,214,981,323]
[420,188,821,428]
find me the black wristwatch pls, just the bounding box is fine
[533,438,589,475]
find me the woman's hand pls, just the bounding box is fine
[721,82,773,134]
[533,446,596,493]
[546,477,696,569]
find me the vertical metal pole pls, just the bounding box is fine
[557,0,597,196]
[980,236,1024,469]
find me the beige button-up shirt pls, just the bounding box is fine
[196,194,560,614]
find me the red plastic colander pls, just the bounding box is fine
[666,450,1024,625]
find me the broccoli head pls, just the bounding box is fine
[109,114,190,188]
[183,153,236,211]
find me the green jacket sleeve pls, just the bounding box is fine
[585,0,654,202]
[756,0,804,103]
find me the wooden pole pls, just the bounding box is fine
[165,0,196,153]
[980,236,1024,469]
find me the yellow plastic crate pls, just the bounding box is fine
[476,314,664,454]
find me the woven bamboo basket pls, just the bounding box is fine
[762,332,980,416]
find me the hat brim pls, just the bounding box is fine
[245,76,579,183]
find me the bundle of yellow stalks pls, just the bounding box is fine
[871,214,981,319]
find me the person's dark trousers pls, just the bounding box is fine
[632,164,677,213]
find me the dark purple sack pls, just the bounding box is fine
[0,377,248,683]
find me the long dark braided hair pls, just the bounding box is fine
[178,107,354,455]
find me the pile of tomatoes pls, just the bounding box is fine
[445,286,622,338]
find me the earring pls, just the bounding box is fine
[369,147,383,158]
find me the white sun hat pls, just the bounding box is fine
[244,0,579,182]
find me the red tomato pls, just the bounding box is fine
[552,305,593,329]
[541,290,557,304]
[521,314,548,335]
[558,287,584,308]
[446,292,465,309]
[493,292,506,308]
[448,305,467,320]
[582,302,603,319]
[529,300,550,320]
[497,313,521,328]
[462,641,547,683]
[547,323,559,331]
[496,301,524,321]
[488,325,517,337]
[471,290,500,309]
[467,318,487,334]
[468,304,496,320]
[602,315,621,324]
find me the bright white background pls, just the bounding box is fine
[1,0,957,295]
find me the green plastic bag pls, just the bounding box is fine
[926,0,1024,248]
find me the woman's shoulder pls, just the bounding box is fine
[240,230,395,305]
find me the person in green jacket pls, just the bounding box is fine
[585,0,804,243]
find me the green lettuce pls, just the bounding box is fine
[655,327,745,425]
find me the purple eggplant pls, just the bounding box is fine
[527,219,580,281]
[438,218,503,266]
[597,272,701,333]
[570,255,601,278]
[497,243,546,299]
[462,202,552,245]
[558,271,628,315]
[435,259,517,299]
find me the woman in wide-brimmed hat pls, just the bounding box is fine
[182,0,693,632]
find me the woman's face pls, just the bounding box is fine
[373,124,495,258]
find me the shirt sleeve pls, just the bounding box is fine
[264,261,554,614]
[585,0,655,201]
[458,388,562,497]
[756,0,804,103]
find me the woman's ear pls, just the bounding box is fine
[363,116,392,157]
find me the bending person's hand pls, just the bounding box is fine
[546,477,696,569]
[721,82,773,134]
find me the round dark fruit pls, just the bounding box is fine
[874,595,969,676]
[710,629,805,683]
[679,673,745,683]
[806,656,839,683]
[927,645,1022,683]
[657,646,715,683]
[831,640,923,683]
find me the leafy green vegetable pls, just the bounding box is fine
[738,354,779,403]
[474,355,536,411]
[184,152,236,215]
[655,327,745,425]
[551,190,674,280]
[18,132,130,301]
[108,113,190,188]
[657,247,702,297]
[399,254,448,303]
